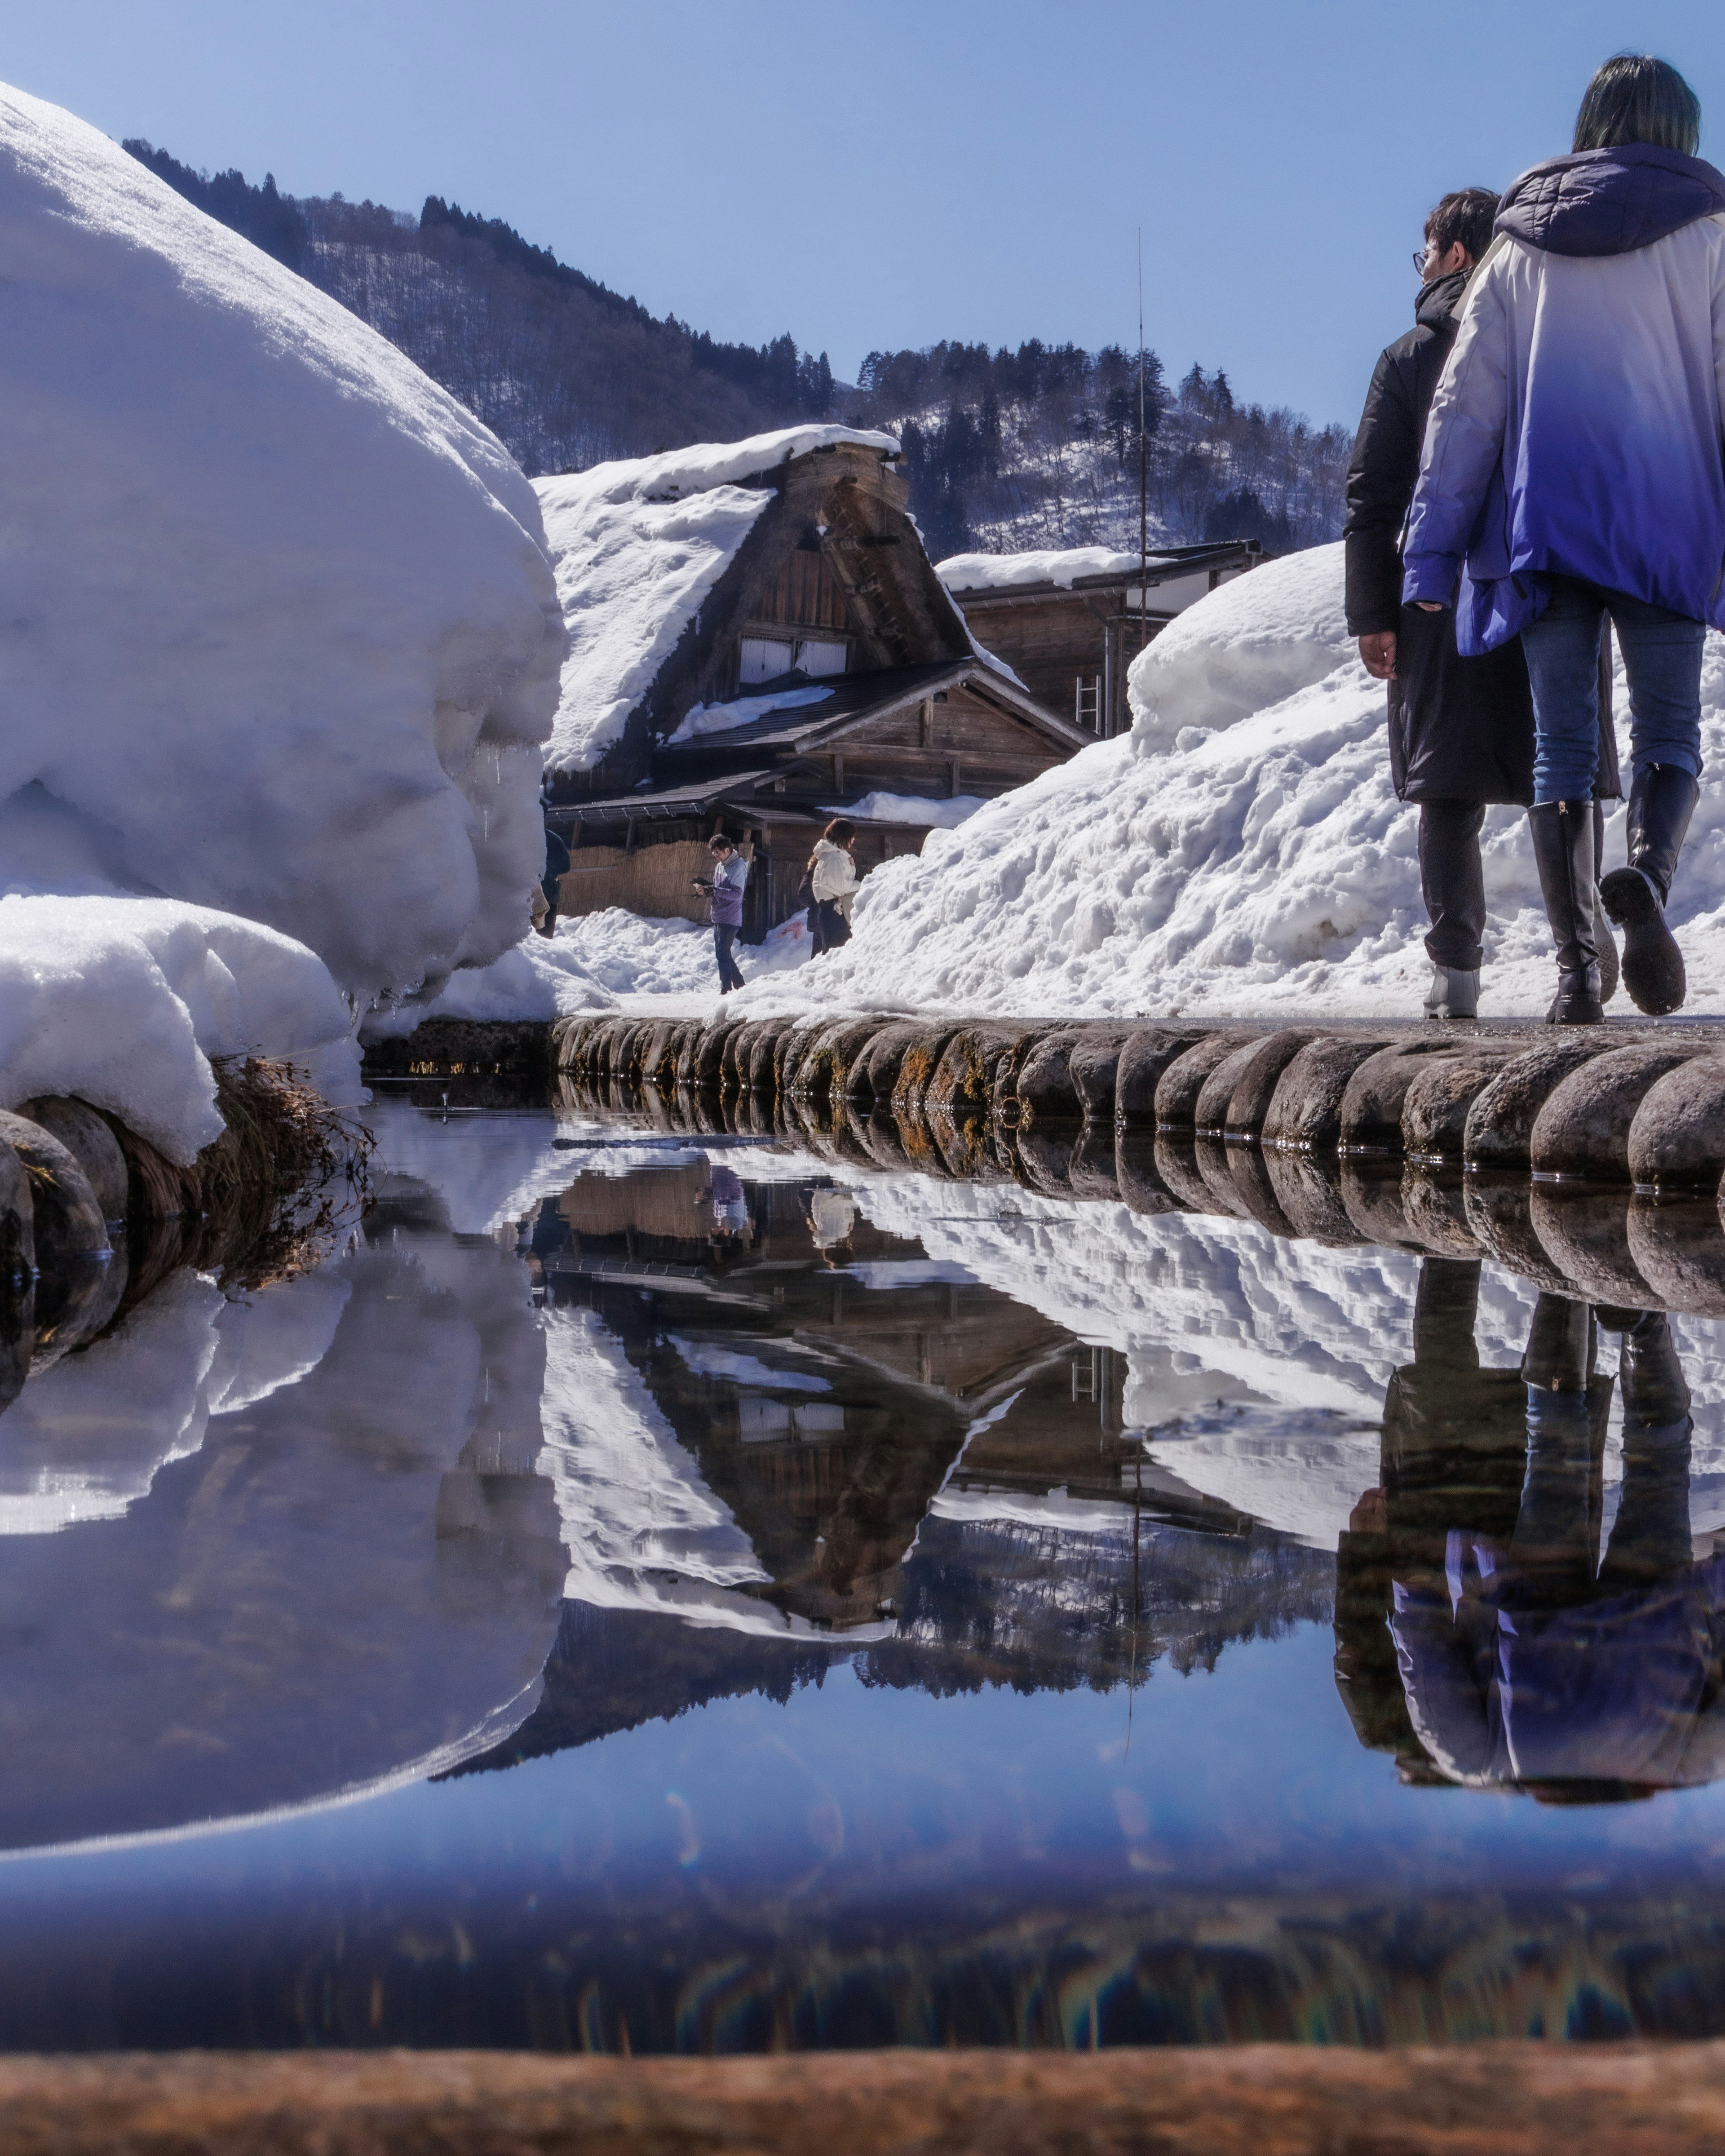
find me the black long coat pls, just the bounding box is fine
[1344,270,1619,806]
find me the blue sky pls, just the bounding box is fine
[6,1,1723,429]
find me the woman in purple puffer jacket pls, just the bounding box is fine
[698,834,748,996]
[1403,54,1725,1023]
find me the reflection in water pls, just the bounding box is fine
[13,1096,1725,2046]
[1340,1260,1725,1801]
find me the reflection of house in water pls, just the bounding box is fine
[464,1156,1334,1774]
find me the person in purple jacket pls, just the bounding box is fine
[1403,54,1725,1023]
[694,833,748,995]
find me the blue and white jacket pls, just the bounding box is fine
[1402,144,1725,652]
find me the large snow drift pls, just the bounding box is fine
[0,83,562,1014]
[534,425,901,774]
[750,542,1725,1021]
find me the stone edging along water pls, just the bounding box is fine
[360,1009,1725,1322]
[0,1059,369,1422]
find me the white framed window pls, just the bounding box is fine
[796,638,848,678]
[739,637,795,685]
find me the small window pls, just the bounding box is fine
[739,637,795,685]
[796,638,848,678]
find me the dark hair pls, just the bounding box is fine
[823,818,856,843]
[708,833,734,853]
[1424,188,1500,265]
[1573,53,1701,156]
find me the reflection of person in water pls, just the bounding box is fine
[804,1185,856,1266]
[702,1161,752,1251]
[1337,1257,1723,1801]
[522,1196,572,1289]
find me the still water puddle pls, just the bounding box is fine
[4,1094,1725,2048]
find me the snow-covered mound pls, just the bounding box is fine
[0,84,562,1011]
[388,906,814,1027]
[0,897,361,1162]
[936,546,1150,593]
[535,425,901,773]
[741,543,1725,1021]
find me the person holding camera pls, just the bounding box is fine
[694,833,749,995]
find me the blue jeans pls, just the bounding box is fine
[713,922,745,992]
[1520,575,1704,803]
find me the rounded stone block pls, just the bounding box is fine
[0,1109,108,1267]
[1154,1031,1256,1128]
[1340,1158,1421,1250]
[1530,1044,1709,1182]
[1193,1136,1254,1220]
[1463,1176,1577,1297]
[1400,1169,1481,1258]
[0,1137,34,1283]
[746,1018,800,1094]
[1264,1149,1360,1244]
[1115,1132,1180,1217]
[1013,1124,1077,1196]
[1067,1126,1120,1203]
[791,1018,889,1101]
[1219,1029,1322,1138]
[694,1019,747,1089]
[1529,1185,1659,1306]
[1339,1042,1462,1152]
[774,1020,823,1096]
[1191,1040,1262,1136]
[1013,1028,1088,1127]
[1066,1027,1138,1124]
[1261,1036,1393,1150]
[847,1022,935,1106]
[1227,1146,1297,1237]
[1626,1055,1725,1191]
[929,1026,1035,1119]
[1115,1027,1208,1125]
[1151,1133,1214,1214]
[31,1239,127,1375]
[1463,1038,1615,1168]
[1400,1054,1511,1163]
[1627,1197,1725,1316]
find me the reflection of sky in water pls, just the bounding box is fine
[4,1105,1725,2045]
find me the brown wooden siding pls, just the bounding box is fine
[956,590,1171,735]
[752,548,854,633]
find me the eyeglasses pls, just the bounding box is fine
[1413,248,1435,272]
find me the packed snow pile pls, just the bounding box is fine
[668,684,833,745]
[535,425,901,773]
[0,82,562,1035]
[829,792,988,828]
[0,897,362,1163]
[739,542,1725,1021]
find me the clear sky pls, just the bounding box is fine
[5,0,1723,431]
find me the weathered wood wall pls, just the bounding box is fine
[557,840,717,925]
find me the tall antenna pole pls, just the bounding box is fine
[1138,228,1149,657]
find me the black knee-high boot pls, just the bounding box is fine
[1529,800,1603,1025]
[1600,764,1699,1016]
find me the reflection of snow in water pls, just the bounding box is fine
[0,1270,353,1537]
[667,1335,831,1392]
[846,1173,1725,1551]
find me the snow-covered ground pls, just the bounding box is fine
[717,542,1725,1022]
[0,80,562,1134]
[445,537,1725,1023]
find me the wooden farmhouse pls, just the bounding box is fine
[535,428,1089,943]
[937,539,1261,741]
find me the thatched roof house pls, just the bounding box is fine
[534,427,1087,939]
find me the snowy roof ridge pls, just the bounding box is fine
[576,424,902,509]
[936,545,1179,594]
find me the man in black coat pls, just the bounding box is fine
[1345,188,1619,1018]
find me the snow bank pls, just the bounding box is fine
[0,84,562,1012]
[936,545,1157,593]
[535,425,900,773]
[394,906,814,1025]
[731,543,1725,1022]
[0,897,361,1162]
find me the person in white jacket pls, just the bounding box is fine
[1403,53,1725,1023]
[808,818,858,956]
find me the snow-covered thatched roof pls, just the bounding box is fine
[533,425,903,774]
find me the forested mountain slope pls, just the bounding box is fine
[124,141,1348,551]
